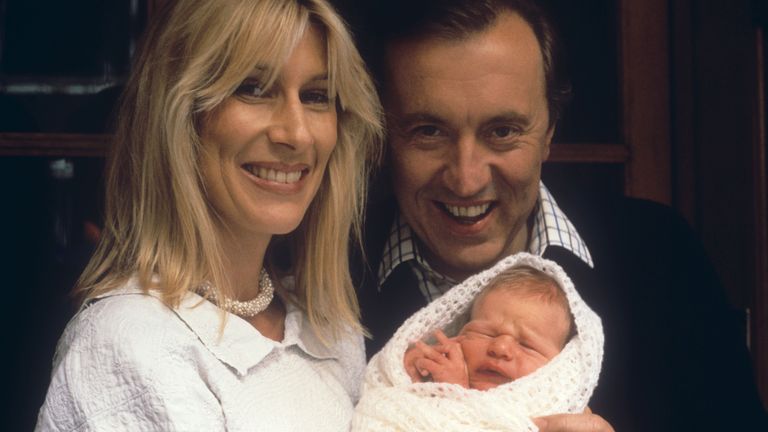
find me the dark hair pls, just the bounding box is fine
[358,0,571,127]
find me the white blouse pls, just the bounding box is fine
[35,279,365,431]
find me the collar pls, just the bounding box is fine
[90,278,339,377]
[376,212,453,287]
[529,183,593,267]
[377,182,593,293]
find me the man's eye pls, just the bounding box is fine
[413,125,442,137]
[491,126,519,138]
[300,89,331,105]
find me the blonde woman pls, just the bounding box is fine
[35,0,381,430]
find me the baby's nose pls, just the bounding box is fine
[488,335,517,359]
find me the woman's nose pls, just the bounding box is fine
[267,98,313,149]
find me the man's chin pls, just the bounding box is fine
[429,249,504,280]
[412,222,514,278]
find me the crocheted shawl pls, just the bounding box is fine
[352,253,604,431]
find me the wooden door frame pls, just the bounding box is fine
[619,0,671,205]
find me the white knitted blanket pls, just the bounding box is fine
[352,253,604,432]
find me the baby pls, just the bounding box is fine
[404,265,574,390]
[352,255,603,431]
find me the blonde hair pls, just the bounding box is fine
[77,0,382,339]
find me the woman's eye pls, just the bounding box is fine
[235,80,269,99]
[300,89,331,105]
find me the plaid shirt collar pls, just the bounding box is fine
[377,182,593,300]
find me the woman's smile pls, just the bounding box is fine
[241,162,310,192]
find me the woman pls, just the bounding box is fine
[36,0,381,430]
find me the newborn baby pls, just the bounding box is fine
[404,265,574,390]
[352,253,604,432]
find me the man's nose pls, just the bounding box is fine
[442,135,491,197]
[266,97,314,150]
[488,335,517,360]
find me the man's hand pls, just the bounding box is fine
[403,330,469,387]
[533,411,615,432]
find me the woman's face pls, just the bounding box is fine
[199,25,337,248]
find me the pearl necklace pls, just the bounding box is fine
[198,268,275,318]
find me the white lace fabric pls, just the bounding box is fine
[353,253,604,431]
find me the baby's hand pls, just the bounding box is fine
[404,342,429,383]
[417,330,469,387]
[403,330,469,388]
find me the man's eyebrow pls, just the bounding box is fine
[391,112,446,126]
[484,112,533,127]
[392,112,533,128]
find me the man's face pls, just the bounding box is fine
[384,12,553,280]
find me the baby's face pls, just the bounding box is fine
[458,288,571,390]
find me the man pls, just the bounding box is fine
[353,0,768,430]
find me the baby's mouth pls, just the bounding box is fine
[477,368,507,379]
[438,202,495,224]
[475,362,513,382]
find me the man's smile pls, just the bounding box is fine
[436,201,496,224]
